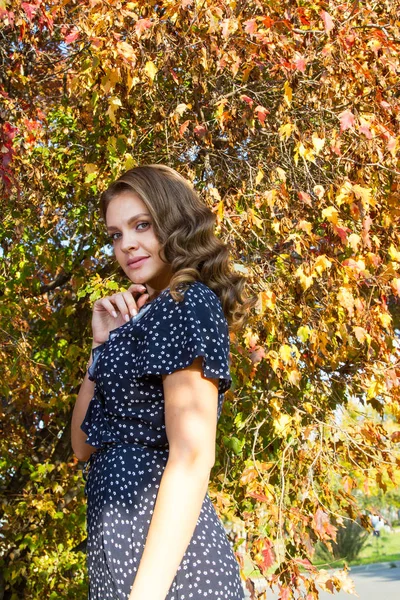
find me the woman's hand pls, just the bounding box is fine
[91,284,149,345]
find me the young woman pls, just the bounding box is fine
[71,165,251,600]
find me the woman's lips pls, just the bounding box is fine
[127,257,149,269]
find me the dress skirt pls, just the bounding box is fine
[85,444,245,599]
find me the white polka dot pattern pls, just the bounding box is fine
[81,282,244,599]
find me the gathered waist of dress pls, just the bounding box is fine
[82,440,169,480]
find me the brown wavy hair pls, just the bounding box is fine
[100,164,254,331]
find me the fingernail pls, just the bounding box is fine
[131,308,137,316]
[112,310,118,318]
[124,314,130,322]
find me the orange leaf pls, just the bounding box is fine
[179,120,190,137]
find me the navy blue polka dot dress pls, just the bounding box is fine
[81,281,245,599]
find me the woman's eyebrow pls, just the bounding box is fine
[107,213,151,232]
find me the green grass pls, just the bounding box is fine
[313,529,400,569]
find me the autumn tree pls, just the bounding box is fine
[1,1,399,598]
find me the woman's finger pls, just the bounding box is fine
[127,283,147,296]
[136,293,150,310]
[96,297,118,318]
[122,291,139,317]
[113,294,132,322]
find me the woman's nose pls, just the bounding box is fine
[121,234,139,252]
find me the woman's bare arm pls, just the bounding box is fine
[71,344,99,462]
[128,357,219,600]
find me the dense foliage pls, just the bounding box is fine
[1,1,399,598]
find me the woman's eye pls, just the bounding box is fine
[110,232,121,241]
[136,222,150,231]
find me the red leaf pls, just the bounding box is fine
[65,28,79,44]
[194,124,207,138]
[249,346,265,365]
[254,105,269,125]
[21,3,39,22]
[279,586,291,600]
[320,10,334,33]
[359,124,372,139]
[298,191,312,206]
[170,69,179,84]
[240,94,254,107]
[244,19,257,35]
[293,57,306,72]
[312,508,337,541]
[338,109,355,132]
[135,18,152,35]
[261,539,275,570]
[333,223,350,243]
[248,491,268,502]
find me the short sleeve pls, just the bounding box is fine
[135,282,232,394]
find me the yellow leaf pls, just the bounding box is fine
[283,81,292,106]
[274,167,286,182]
[322,206,339,224]
[126,73,140,92]
[208,186,221,201]
[107,96,122,124]
[353,326,370,344]
[297,325,311,342]
[295,265,315,290]
[279,344,292,364]
[278,122,294,140]
[312,133,325,154]
[144,60,158,82]
[200,47,208,70]
[84,163,97,174]
[255,168,264,185]
[297,220,312,235]
[337,287,354,316]
[256,290,276,314]
[216,200,224,223]
[101,68,120,94]
[390,278,400,296]
[248,208,263,230]
[117,41,136,61]
[353,184,375,208]
[273,413,292,436]
[263,190,277,207]
[347,233,361,252]
[313,255,332,275]
[335,181,353,206]
[388,244,400,262]
[379,312,392,328]
[288,369,301,387]
[124,153,136,169]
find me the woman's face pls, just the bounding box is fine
[105,190,172,296]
